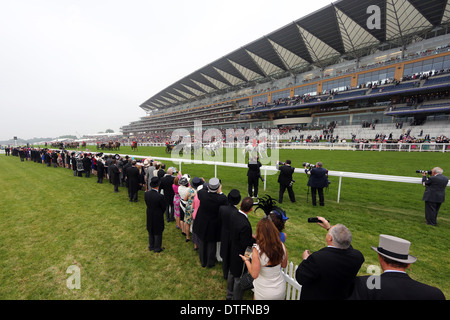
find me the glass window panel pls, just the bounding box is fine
[432,61,443,70]
[443,58,450,69]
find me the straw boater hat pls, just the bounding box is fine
[371,234,417,264]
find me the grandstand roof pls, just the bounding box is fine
[140,0,449,112]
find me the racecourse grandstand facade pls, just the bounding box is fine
[121,0,450,141]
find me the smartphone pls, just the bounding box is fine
[307,217,329,223]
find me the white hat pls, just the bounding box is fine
[371,234,417,264]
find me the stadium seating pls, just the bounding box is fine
[423,75,450,87]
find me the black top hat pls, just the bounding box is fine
[228,189,241,205]
[150,176,160,188]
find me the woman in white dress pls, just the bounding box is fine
[240,217,288,300]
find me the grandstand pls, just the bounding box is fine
[121,0,450,142]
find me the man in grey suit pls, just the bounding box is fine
[422,167,448,226]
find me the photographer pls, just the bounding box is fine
[305,162,329,207]
[422,167,448,226]
[276,160,295,204]
[247,156,262,199]
[295,216,364,300]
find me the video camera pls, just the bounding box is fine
[416,170,432,175]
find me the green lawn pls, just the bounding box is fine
[0,146,448,300]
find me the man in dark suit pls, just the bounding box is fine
[110,159,121,193]
[276,160,295,203]
[219,189,241,280]
[82,153,91,177]
[126,160,141,202]
[349,234,445,300]
[295,217,364,300]
[159,167,175,222]
[145,177,167,253]
[306,162,329,206]
[422,167,448,226]
[247,156,262,198]
[122,158,132,188]
[96,155,105,184]
[227,197,256,300]
[105,155,113,183]
[193,177,228,268]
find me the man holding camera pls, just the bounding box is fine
[422,167,448,226]
[305,162,329,207]
[276,160,295,204]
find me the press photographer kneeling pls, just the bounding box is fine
[305,162,329,207]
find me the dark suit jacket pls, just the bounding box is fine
[159,174,175,200]
[110,164,121,185]
[219,204,239,263]
[126,166,140,193]
[193,189,228,242]
[277,164,295,186]
[97,161,105,177]
[308,167,329,188]
[229,211,256,278]
[295,246,364,300]
[144,189,167,235]
[349,272,445,300]
[422,174,448,203]
[247,161,262,178]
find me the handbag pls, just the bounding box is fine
[239,271,254,291]
[239,258,254,290]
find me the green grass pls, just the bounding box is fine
[0,146,449,300]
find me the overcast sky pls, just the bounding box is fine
[0,0,332,141]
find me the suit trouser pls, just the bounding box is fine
[198,239,217,267]
[279,184,295,203]
[248,176,259,197]
[311,187,325,206]
[425,201,442,226]
[165,197,174,221]
[148,232,163,251]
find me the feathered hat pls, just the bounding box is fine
[254,195,288,221]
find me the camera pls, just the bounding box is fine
[303,162,314,170]
[416,170,432,175]
[278,161,285,166]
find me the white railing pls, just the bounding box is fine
[282,261,302,300]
